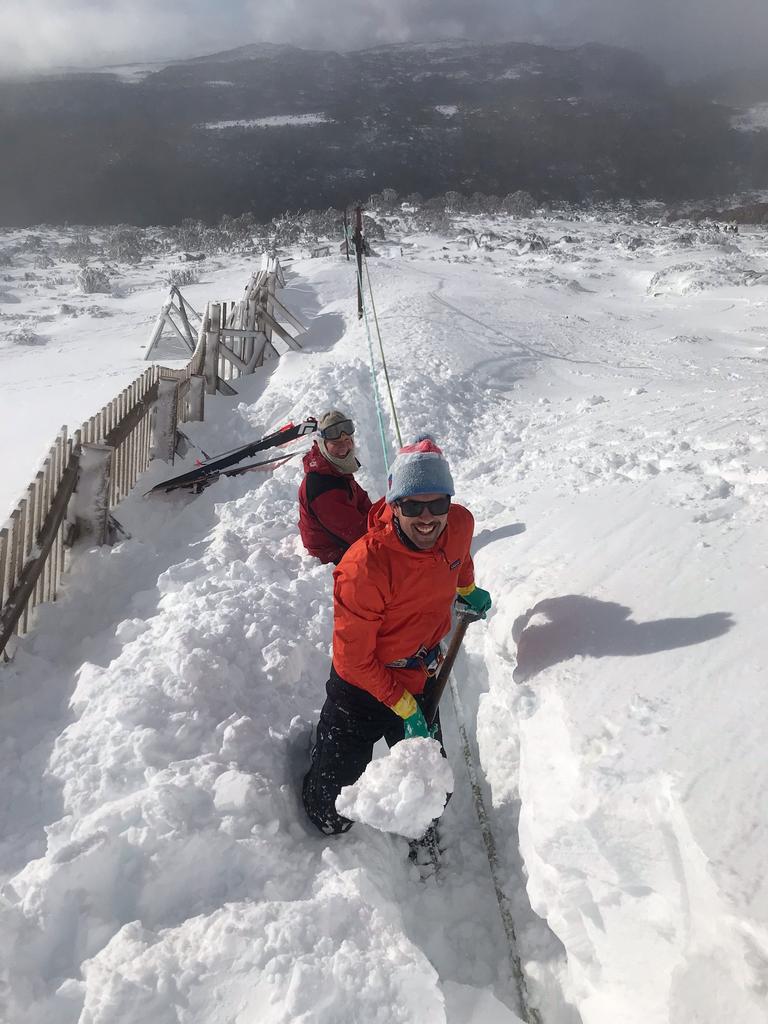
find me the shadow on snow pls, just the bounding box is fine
[512,594,734,682]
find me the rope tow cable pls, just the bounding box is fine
[364,254,403,448]
[359,249,541,1024]
[348,225,392,468]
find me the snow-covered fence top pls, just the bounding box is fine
[0,323,207,661]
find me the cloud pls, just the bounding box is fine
[0,1,232,75]
[1,0,767,78]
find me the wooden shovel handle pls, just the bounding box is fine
[422,609,479,725]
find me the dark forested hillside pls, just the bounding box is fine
[1,40,766,226]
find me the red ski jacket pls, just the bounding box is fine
[298,443,372,564]
[332,498,475,707]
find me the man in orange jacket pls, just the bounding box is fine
[302,436,492,836]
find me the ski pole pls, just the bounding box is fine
[423,606,481,726]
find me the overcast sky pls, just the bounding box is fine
[1,0,767,79]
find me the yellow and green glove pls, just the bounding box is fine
[456,582,492,619]
[391,690,431,739]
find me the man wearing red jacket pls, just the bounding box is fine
[302,435,492,836]
[298,410,372,565]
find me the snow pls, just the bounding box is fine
[86,62,173,83]
[336,737,454,839]
[731,103,768,132]
[498,65,541,80]
[0,237,257,521]
[436,105,459,117]
[201,114,333,130]
[1,210,768,1024]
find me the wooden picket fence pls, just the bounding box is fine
[0,256,306,661]
[0,320,207,660]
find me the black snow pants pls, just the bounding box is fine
[302,666,446,836]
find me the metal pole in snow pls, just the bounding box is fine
[354,205,364,320]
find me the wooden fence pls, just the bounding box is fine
[0,256,306,661]
[0,322,206,660]
[211,255,306,387]
[144,285,202,361]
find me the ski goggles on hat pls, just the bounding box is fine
[320,419,355,440]
[396,496,451,517]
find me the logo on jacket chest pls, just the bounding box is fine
[449,559,461,571]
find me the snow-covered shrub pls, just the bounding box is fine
[403,192,423,210]
[648,260,768,296]
[443,190,463,213]
[218,212,259,246]
[413,197,453,234]
[270,215,303,246]
[502,190,536,217]
[363,215,385,240]
[63,231,99,264]
[44,274,68,288]
[77,266,111,293]
[521,231,548,252]
[303,207,343,240]
[467,192,502,215]
[611,232,645,250]
[9,326,47,346]
[103,226,146,264]
[173,218,207,252]
[166,268,199,288]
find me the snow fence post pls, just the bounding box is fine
[71,443,113,546]
[187,374,205,422]
[204,302,220,395]
[150,378,179,463]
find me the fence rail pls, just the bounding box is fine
[0,324,206,659]
[1,256,304,661]
[212,256,306,386]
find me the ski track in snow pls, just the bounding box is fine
[1,214,768,1023]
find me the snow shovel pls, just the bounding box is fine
[422,605,481,726]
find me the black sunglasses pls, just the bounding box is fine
[397,496,451,517]
[320,419,355,440]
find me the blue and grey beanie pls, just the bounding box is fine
[386,435,455,503]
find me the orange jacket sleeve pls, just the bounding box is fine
[332,555,412,708]
[457,550,474,590]
[457,510,475,590]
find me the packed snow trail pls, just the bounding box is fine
[1,215,767,1023]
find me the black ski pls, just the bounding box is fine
[219,452,298,477]
[147,417,316,495]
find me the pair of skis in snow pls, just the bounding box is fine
[146,418,318,495]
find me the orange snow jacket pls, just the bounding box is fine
[332,498,475,708]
